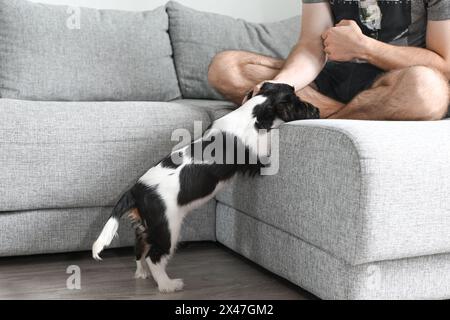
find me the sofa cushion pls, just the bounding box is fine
[0,98,231,212]
[0,0,180,101]
[174,98,235,120]
[0,204,216,257]
[216,120,450,265]
[167,1,300,100]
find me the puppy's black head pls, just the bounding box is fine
[252,82,320,130]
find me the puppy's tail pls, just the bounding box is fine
[92,190,136,261]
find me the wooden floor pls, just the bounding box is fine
[0,242,315,300]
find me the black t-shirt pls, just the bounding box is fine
[302,0,450,47]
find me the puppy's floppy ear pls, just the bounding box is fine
[259,82,295,97]
[258,83,297,121]
[275,92,321,121]
[259,82,320,122]
[270,85,301,122]
[274,98,299,122]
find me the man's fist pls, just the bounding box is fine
[321,20,370,62]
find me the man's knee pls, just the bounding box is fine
[207,50,246,93]
[403,66,449,120]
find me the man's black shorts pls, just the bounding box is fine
[314,61,384,104]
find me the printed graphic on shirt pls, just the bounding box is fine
[330,0,411,44]
[359,0,382,31]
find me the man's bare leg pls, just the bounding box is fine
[208,52,449,121]
[208,50,344,118]
[298,85,345,119]
[329,66,450,121]
[208,50,282,103]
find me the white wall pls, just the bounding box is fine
[28,0,301,23]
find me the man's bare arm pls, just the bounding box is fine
[272,3,333,90]
[361,20,450,79]
[324,19,450,80]
[245,3,332,100]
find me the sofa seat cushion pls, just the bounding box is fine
[174,98,235,120]
[0,0,180,101]
[0,204,216,257]
[217,120,450,265]
[0,98,230,212]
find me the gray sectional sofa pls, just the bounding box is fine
[1,0,449,300]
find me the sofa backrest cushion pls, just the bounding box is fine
[166,1,301,100]
[0,0,181,101]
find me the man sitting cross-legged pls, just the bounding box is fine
[208,1,450,121]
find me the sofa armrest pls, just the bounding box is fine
[217,119,450,265]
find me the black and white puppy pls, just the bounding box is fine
[92,83,319,293]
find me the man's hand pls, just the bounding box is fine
[322,20,370,62]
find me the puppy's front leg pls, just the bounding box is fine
[135,258,151,279]
[144,215,184,293]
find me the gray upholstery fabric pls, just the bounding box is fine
[216,203,450,300]
[217,119,450,265]
[0,202,216,257]
[0,0,180,101]
[174,98,235,120]
[167,1,300,100]
[0,98,231,212]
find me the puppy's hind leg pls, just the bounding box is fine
[145,254,184,293]
[134,237,151,280]
[129,209,151,280]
